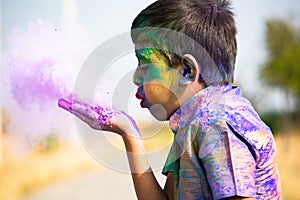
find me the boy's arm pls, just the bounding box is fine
[164,172,174,200]
[122,134,170,200]
[58,98,170,200]
[199,121,257,199]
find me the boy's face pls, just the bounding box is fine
[133,46,186,120]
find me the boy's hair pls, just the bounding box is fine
[131,0,237,85]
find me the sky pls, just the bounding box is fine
[1,0,300,130]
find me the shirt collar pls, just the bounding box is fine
[169,84,240,134]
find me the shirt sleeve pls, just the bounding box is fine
[162,137,180,176]
[199,121,257,199]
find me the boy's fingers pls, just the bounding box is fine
[58,98,72,112]
[58,98,115,130]
[71,103,99,120]
[58,99,98,121]
[72,110,93,124]
[71,101,91,112]
[72,109,105,130]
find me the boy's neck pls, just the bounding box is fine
[178,82,206,106]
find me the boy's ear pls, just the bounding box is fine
[179,54,200,85]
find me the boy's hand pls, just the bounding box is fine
[58,98,140,137]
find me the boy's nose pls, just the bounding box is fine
[133,68,143,86]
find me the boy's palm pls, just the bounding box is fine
[58,98,140,137]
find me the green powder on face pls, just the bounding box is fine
[135,48,163,80]
[136,48,170,66]
[135,48,156,63]
[147,65,163,80]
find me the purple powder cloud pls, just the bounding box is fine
[2,20,96,143]
[4,20,95,109]
[8,58,65,110]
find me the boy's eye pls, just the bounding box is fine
[138,62,150,69]
[137,58,150,68]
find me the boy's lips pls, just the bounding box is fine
[140,100,147,108]
[136,93,147,108]
[135,88,149,108]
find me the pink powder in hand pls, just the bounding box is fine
[58,97,113,129]
[94,105,113,127]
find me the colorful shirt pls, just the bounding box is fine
[162,85,281,200]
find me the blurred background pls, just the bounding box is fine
[1,0,300,199]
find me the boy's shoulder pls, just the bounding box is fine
[171,84,249,127]
[170,84,273,149]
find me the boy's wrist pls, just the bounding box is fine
[121,131,145,152]
[121,130,142,142]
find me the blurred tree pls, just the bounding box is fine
[260,18,300,133]
[261,19,300,95]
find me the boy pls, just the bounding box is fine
[59,0,281,199]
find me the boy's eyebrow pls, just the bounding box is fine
[135,47,172,61]
[135,47,182,68]
[135,47,156,59]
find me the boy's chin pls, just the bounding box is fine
[149,104,170,121]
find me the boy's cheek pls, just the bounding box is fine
[144,83,172,103]
[147,66,163,80]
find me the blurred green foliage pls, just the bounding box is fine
[260,18,300,104]
[262,110,299,134]
[260,18,300,132]
[261,111,284,134]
